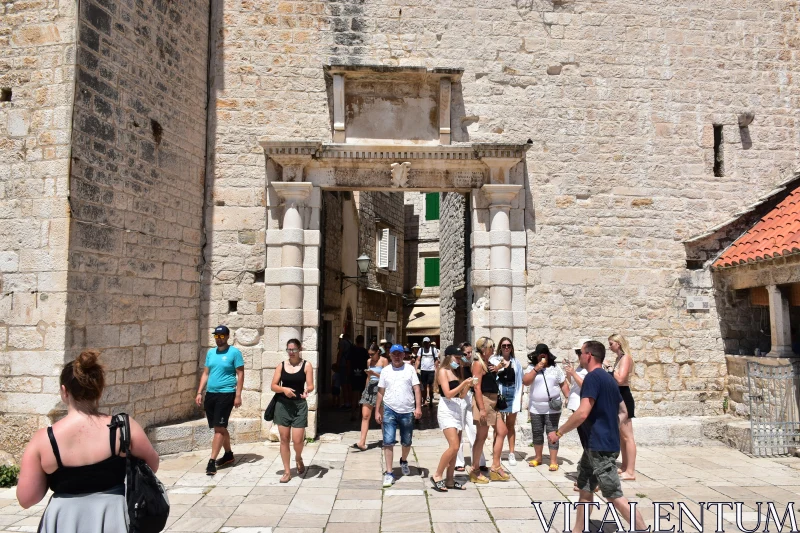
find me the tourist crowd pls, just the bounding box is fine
[13,325,645,532]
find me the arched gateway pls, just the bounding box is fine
[257,64,533,435]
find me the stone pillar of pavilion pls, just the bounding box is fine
[766,284,792,356]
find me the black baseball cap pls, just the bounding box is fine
[214,325,230,335]
[444,345,464,357]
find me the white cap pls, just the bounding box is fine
[380,339,388,344]
[423,337,431,342]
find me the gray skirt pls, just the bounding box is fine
[39,485,128,533]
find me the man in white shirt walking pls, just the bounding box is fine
[415,337,439,407]
[376,344,422,487]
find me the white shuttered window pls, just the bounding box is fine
[376,228,398,271]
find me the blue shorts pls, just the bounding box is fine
[382,406,413,447]
[499,383,516,413]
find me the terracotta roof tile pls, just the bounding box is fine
[714,185,800,268]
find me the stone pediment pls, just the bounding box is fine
[324,64,464,146]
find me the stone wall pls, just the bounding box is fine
[206,0,800,417]
[0,0,77,459]
[439,192,468,346]
[356,192,404,342]
[403,192,440,299]
[65,0,209,429]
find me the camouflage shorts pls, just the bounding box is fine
[576,450,623,499]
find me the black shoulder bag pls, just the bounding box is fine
[264,362,283,421]
[110,414,170,533]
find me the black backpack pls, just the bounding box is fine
[110,414,170,533]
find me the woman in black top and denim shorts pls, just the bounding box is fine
[270,338,314,483]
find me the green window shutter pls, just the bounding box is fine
[425,193,440,220]
[424,257,440,287]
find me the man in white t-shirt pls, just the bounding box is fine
[415,337,439,407]
[376,344,422,487]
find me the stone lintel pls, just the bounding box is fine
[271,182,313,204]
[482,184,522,207]
[325,63,464,82]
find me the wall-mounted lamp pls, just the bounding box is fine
[341,254,371,293]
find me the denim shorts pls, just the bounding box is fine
[382,406,414,447]
[499,383,516,413]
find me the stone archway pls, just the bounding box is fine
[261,141,529,435]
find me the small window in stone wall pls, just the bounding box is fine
[713,125,724,177]
[228,300,238,313]
[424,257,440,287]
[0,88,11,102]
[425,193,440,220]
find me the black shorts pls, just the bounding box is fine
[619,386,635,419]
[205,392,235,428]
[351,371,367,392]
[420,370,436,386]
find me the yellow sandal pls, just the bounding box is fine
[549,464,559,471]
[528,459,542,467]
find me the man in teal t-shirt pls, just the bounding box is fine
[196,325,245,475]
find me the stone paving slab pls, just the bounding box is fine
[1,431,800,532]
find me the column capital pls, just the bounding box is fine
[260,141,320,181]
[481,184,522,207]
[272,182,313,204]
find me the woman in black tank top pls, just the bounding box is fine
[16,350,159,533]
[270,338,314,483]
[470,337,510,484]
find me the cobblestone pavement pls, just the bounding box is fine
[2,426,800,533]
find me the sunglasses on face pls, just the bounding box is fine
[213,334,227,339]
[286,348,300,354]
[500,344,512,348]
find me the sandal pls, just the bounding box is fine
[296,458,305,475]
[352,443,367,452]
[490,468,510,481]
[549,464,559,471]
[446,481,467,490]
[469,470,490,484]
[280,473,291,483]
[454,466,466,472]
[528,458,542,467]
[620,473,636,481]
[430,476,448,492]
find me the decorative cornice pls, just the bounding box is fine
[259,142,529,162]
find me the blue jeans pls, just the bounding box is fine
[382,406,413,447]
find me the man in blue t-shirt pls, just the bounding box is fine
[548,340,645,533]
[196,325,245,475]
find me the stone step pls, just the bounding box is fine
[146,414,754,456]
[146,417,261,455]
[519,414,751,449]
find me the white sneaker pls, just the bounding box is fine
[508,454,517,466]
[400,460,411,476]
[383,472,395,487]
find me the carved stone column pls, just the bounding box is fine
[767,284,792,356]
[272,183,313,323]
[482,184,522,340]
